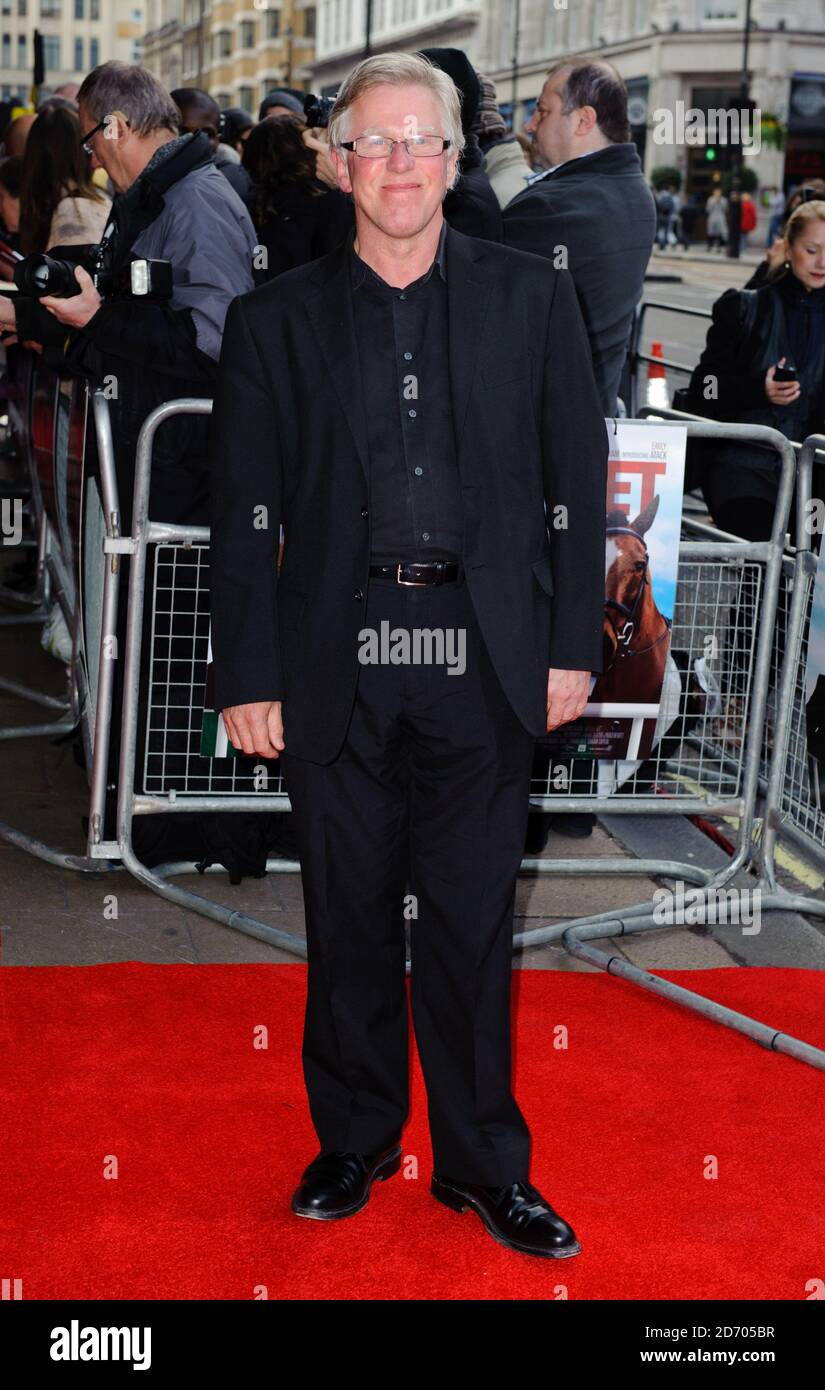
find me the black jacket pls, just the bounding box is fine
[686,274,825,441]
[443,136,503,243]
[209,223,608,763]
[502,143,656,415]
[684,274,825,514]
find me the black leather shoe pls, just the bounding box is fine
[431,1175,581,1258]
[291,1143,402,1220]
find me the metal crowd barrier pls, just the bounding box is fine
[116,404,797,953]
[532,408,823,1071]
[626,298,712,417]
[756,431,825,912]
[0,354,75,735]
[0,382,121,874]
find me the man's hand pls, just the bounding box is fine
[302,128,339,189]
[40,265,102,329]
[222,700,285,759]
[546,669,590,732]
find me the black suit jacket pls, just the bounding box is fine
[503,144,656,416]
[209,223,608,764]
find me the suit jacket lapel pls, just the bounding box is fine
[304,232,372,487]
[445,225,495,453]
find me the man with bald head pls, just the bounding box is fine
[504,58,655,416]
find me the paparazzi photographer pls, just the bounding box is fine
[0,63,267,876]
[0,61,258,529]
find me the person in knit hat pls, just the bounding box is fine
[473,74,532,210]
[259,89,306,123]
[417,47,502,241]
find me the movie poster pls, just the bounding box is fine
[542,419,687,762]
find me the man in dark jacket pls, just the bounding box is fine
[504,58,656,416]
[2,61,258,527]
[505,59,656,845]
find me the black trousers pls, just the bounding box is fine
[280,571,536,1185]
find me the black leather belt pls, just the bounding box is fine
[369,560,461,587]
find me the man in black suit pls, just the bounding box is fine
[504,57,655,846]
[503,58,656,417]
[209,52,608,1261]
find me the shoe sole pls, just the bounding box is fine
[430,1176,582,1259]
[291,1145,403,1221]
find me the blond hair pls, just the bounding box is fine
[785,198,825,247]
[327,52,465,190]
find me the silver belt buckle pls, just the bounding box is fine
[396,563,430,587]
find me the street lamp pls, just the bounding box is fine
[727,0,754,259]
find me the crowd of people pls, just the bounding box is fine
[1,48,823,858]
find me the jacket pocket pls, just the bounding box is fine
[531,554,554,597]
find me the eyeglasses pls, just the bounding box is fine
[80,115,130,155]
[339,135,451,158]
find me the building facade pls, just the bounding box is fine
[306,0,825,194]
[142,1,318,115]
[0,0,145,105]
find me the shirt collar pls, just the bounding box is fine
[525,146,606,186]
[349,216,448,291]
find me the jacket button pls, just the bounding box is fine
[361,506,368,518]
[354,588,364,601]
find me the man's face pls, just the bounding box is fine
[178,109,219,152]
[332,82,458,241]
[524,74,578,168]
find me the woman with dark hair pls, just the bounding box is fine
[242,115,354,281]
[0,157,21,236]
[18,104,110,255]
[685,199,825,540]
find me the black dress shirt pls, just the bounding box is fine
[348,218,464,563]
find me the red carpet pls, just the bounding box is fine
[1,962,823,1300]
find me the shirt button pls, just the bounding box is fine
[360,506,368,518]
[398,292,407,300]
[421,532,430,542]
[354,588,363,601]
[403,351,413,360]
[414,467,423,476]
[408,409,416,418]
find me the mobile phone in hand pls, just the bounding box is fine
[774,363,798,382]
